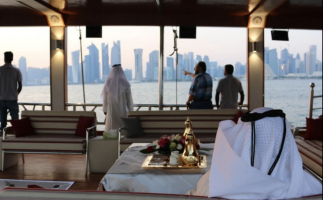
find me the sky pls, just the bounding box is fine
[0,27,322,74]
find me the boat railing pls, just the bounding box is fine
[17,102,248,126]
[309,83,323,119]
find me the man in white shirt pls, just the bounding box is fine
[0,52,23,132]
[216,64,244,109]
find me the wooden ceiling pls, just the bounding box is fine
[0,0,321,29]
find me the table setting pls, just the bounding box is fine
[99,117,215,194]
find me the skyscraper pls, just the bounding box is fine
[84,55,90,83]
[102,43,110,80]
[111,41,121,66]
[71,50,80,83]
[307,45,317,75]
[280,49,289,75]
[188,52,194,72]
[295,54,301,74]
[87,43,100,83]
[268,49,279,75]
[203,56,210,74]
[210,62,218,78]
[196,55,202,62]
[148,50,159,81]
[67,65,73,83]
[167,57,175,80]
[134,49,143,81]
[124,69,133,81]
[177,54,183,81]
[18,57,28,85]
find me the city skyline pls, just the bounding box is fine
[0,27,321,70]
[13,43,322,85]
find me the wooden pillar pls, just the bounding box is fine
[50,27,67,111]
[247,28,265,111]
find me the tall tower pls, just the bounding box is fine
[167,57,175,80]
[87,43,100,83]
[149,50,159,81]
[280,49,289,75]
[196,55,202,62]
[84,55,90,83]
[18,57,28,85]
[134,49,143,81]
[203,56,210,74]
[71,50,80,83]
[268,49,279,75]
[102,43,110,80]
[88,44,101,83]
[177,54,183,81]
[307,45,317,75]
[188,52,194,72]
[111,41,121,66]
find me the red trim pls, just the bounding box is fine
[304,140,323,151]
[303,140,323,151]
[298,149,322,167]
[296,141,322,159]
[2,149,85,153]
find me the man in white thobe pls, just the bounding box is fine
[189,107,322,199]
[102,65,134,131]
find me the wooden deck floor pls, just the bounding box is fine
[0,154,105,191]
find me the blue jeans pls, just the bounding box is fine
[0,100,19,131]
[189,100,213,110]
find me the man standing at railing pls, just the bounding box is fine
[215,64,244,109]
[0,52,23,134]
[186,62,213,110]
[102,64,134,131]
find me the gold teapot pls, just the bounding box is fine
[182,117,200,166]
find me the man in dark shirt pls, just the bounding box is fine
[186,62,213,110]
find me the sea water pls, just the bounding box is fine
[19,79,322,128]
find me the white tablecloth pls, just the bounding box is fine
[99,143,214,195]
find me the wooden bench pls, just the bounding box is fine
[120,109,246,151]
[2,111,97,174]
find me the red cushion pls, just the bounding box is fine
[305,118,323,140]
[10,117,36,137]
[233,110,244,124]
[75,116,95,137]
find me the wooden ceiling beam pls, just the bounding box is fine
[248,0,287,29]
[16,0,64,27]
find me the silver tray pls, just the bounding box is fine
[142,154,207,169]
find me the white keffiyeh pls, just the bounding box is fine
[191,107,322,199]
[102,65,131,102]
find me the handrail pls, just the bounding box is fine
[18,102,51,111]
[309,83,322,119]
[17,102,249,126]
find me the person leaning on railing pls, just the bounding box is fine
[215,64,244,110]
[0,52,23,134]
